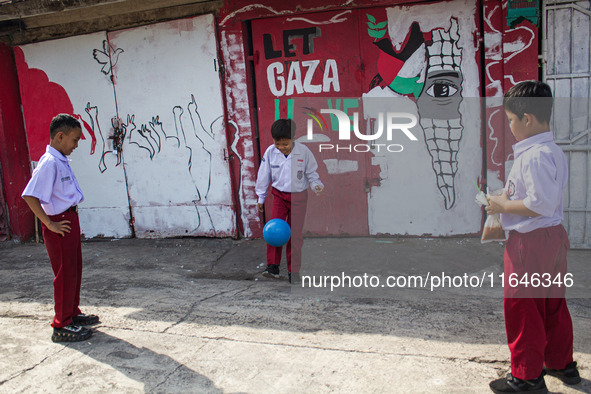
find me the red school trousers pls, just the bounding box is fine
[42,209,83,328]
[267,187,308,273]
[503,225,574,380]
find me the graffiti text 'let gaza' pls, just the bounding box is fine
[263,27,340,97]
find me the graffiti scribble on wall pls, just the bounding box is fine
[368,17,463,210]
[90,40,128,172]
[84,102,131,173]
[124,94,224,232]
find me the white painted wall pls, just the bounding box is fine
[107,15,235,238]
[18,14,236,238]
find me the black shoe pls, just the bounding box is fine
[52,324,92,343]
[262,264,280,279]
[288,272,301,285]
[545,361,581,385]
[72,313,100,326]
[489,373,547,393]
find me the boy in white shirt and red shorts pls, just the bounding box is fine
[22,114,99,343]
[256,119,324,284]
[487,81,580,393]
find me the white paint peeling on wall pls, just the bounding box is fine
[220,4,287,26]
[487,107,503,166]
[286,10,352,25]
[220,30,260,237]
[323,159,359,174]
[487,169,504,192]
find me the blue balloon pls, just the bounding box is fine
[263,218,291,247]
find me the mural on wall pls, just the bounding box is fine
[219,0,539,239]
[104,15,235,238]
[252,10,373,236]
[14,33,133,239]
[361,0,481,236]
[251,2,482,237]
[367,15,464,210]
[16,15,236,238]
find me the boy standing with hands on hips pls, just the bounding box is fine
[22,114,99,343]
[256,119,324,284]
[487,81,580,393]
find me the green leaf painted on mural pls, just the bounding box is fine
[374,29,387,39]
[367,21,377,29]
[367,14,376,23]
[376,21,388,29]
[368,28,387,40]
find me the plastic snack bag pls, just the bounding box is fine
[475,188,507,243]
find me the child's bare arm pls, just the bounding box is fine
[22,196,71,237]
[486,191,540,217]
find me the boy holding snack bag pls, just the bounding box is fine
[486,81,579,393]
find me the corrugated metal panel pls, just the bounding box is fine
[544,0,591,248]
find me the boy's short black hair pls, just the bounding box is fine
[271,119,295,141]
[50,114,81,139]
[503,80,553,124]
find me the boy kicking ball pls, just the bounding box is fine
[256,119,324,284]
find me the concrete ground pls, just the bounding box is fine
[0,237,590,393]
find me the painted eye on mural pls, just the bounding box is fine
[424,80,458,97]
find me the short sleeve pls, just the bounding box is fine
[255,146,273,204]
[22,160,56,205]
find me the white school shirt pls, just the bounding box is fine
[500,131,568,233]
[22,145,84,216]
[255,141,324,204]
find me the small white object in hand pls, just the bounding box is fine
[475,191,488,206]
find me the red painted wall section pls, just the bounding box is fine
[501,0,539,164]
[14,47,81,162]
[482,0,539,190]
[0,43,35,241]
[217,0,434,237]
